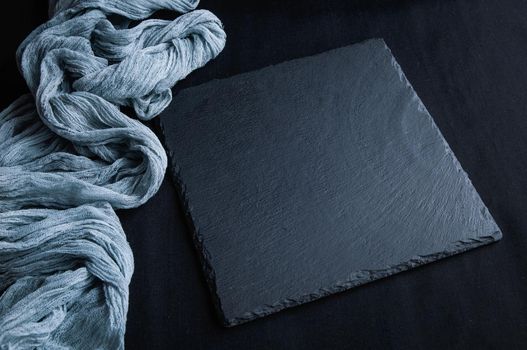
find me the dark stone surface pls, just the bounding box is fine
[160,39,501,326]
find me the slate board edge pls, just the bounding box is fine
[229,233,499,327]
[158,38,503,327]
[157,134,234,327]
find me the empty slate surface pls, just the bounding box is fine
[160,39,501,326]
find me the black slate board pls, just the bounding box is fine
[160,39,501,326]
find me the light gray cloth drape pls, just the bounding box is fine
[0,1,225,348]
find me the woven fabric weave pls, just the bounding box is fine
[0,1,225,348]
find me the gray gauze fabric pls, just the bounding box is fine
[0,0,225,348]
[160,39,502,326]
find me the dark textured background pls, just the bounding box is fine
[2,0,526,349]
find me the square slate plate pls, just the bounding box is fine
[160,39,501,326]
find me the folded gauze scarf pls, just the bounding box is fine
[0,0,225,348]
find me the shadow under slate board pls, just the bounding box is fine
[159,39,502,326]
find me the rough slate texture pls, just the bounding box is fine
[160,39,501,326]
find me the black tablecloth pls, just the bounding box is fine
[2,1,526,349]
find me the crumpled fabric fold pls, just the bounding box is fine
[0,0,225,348]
